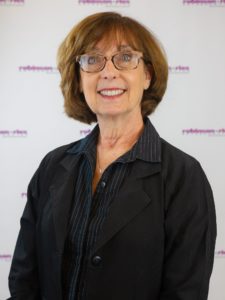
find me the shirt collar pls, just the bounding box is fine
[67,117,161,163]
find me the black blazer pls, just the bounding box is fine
[8,138,217,300]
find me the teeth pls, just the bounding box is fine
[99,89,124,96]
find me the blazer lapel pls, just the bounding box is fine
[48,152,161,255]
[93,160,161,253]
[49,154,80,254]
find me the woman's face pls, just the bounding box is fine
[79,40,151,121]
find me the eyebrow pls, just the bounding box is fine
[91,45,133,52]
[118,45,133,50]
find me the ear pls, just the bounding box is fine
[143,64,151,90]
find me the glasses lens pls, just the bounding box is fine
[79,54,104,72]
[113,52,139,70]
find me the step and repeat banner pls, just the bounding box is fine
[0,0,225,299]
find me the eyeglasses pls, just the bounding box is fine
[76,51,144,73]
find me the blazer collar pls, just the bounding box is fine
[67,117,161,164]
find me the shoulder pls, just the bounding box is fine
[160,137,202,175]
[160,138,213,209]
[38,139,82,169]
[30,139,84,184]
[146,118,202,175]
[159,137,212,198]
[27,139,84,195]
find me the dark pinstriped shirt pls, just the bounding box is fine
[62,117,161,300]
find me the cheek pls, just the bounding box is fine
[130,77,147,97]
[80,78,99,112]
[128,69,148,92]
[81,78,96,98]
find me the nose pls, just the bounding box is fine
[100,58,119,80]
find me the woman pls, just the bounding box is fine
[8,12,216,300]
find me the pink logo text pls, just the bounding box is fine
[169,65,190,73]
[0,129,28,137]
[182,128,225,136]
[19,65,58,73]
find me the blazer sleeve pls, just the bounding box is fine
[8,154,49,300]
[159,160,217,300]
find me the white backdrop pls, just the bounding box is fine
[0,0,225,299]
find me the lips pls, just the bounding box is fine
[98,88,126,97]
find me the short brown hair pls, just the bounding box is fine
[57,12,168,124]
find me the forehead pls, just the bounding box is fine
[93,42,133,53]
[84,28,139,53]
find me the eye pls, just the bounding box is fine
[121,52,133,62]
[87,55,99,65]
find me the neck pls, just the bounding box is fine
[97,113,144,150]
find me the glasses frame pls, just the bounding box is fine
[76,51,145,73]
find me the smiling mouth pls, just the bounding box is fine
[98,89,126,97]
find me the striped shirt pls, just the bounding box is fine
[62,117,161,300]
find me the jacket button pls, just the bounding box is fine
[92,255,102,266]
[100,181,106,188]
